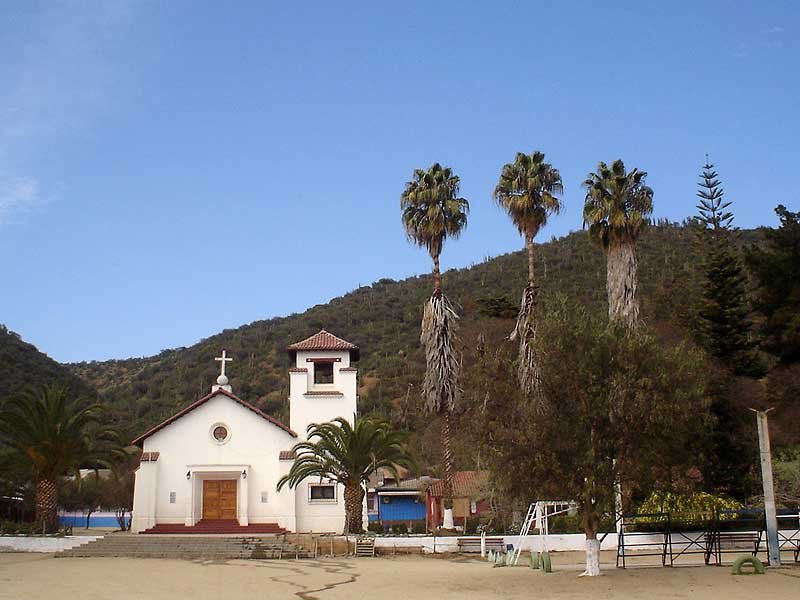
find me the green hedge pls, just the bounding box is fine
[629,492,743,531]
[0,521,69,536]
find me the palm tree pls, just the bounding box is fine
[277,417,414,534]
[401,162,468,529]
[401,163,469,295]
[494,151,563,397]
[0,385,118,533]
[583,160,654,328]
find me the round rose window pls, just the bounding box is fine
[213,425,228,441]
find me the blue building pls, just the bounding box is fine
[374,477,433,529]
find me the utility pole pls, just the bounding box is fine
[751,408,781,566]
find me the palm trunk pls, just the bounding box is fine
[432,253,442,295]
[606,240,639,328]
[421,245,458,530]
[35,478,59,534]
[526,234,535,286]
[343,483,364,534]
[510,235,541,397]
[441,410,454,512]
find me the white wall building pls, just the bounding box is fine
[130,330,359,534]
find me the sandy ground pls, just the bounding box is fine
[0,552,798,600]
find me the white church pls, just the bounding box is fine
[130,330,359,534]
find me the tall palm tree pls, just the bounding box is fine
[401,162,468,528]
[583,160,654,328]
[0,385,119,533]
[277,417,414,534]
[494,151,563,397]
[401,163,469,294]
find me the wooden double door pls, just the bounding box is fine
[202,480,237,520]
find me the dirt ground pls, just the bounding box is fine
[1,551,798,600]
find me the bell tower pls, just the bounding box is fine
[286,330,359,438]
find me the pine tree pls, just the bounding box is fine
[746,205,800,363]
[694,156,762,376]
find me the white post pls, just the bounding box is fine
[185,471,194,526]
[238,469,249,527]
[480,531,486,557]
[753,409,781,566]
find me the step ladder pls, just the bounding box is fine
[511,500,575,565]
[355,537,375,557]
[510,503,538,566]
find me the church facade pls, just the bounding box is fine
[130,330,359,534]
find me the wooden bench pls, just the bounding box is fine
[704,531,761,564]
[457,536,505,553]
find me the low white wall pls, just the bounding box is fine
[0,535,101,553]
[372,532,684,554]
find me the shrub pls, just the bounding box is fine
[632,491,743,530]
[0,521,16,535]
[464,517,480,534]
[367,521,383,534]
[0,521,43,536]
[547,514,615,534]
[547,515,582,534]
[411,522,426,534]
[390,523,408,535]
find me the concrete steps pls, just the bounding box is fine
[56,535,313,560]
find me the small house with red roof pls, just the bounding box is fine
[426,471,491,529]
[130,330,360,534]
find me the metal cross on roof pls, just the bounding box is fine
[215,349,232,378]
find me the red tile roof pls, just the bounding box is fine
[287,330,359,360]
[288,367,308,373]
[339,367,357,372]
[139,451,160,463]
[131,388,297,446]
[304,390,344,396]
[427,471,490,499]
[278,450,296,460]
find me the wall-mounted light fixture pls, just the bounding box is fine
[241,469,247,479]
[186,471,191,480]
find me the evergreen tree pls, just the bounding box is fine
[746,205,800,363]
[694,157,762,376]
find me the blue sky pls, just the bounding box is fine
[1,1,797,363]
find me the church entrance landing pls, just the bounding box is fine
[140,520,287,534]
[202,479,237,520]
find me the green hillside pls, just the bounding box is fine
[66,223,705,440]
[0,325,97,402]
[6,221,796,476]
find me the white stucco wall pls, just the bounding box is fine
[289,350,357,533]
[132,393,298,533]
[289,350,357,436]
[131,342,360,535]
[0,536,101,553]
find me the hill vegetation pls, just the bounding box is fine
[64,224,738,432]
[4,222,796,487]
[0,326,97,402]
